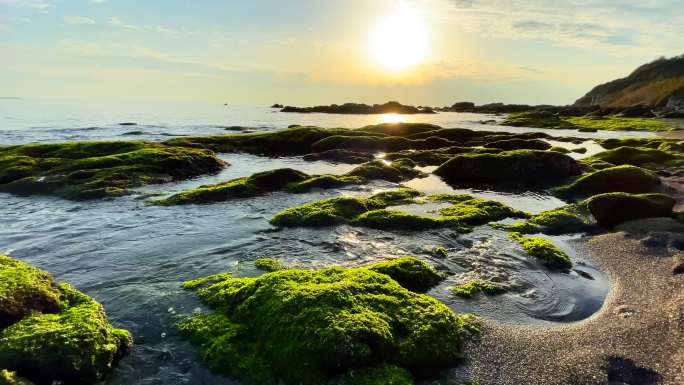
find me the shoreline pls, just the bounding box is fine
[457,231,683,385]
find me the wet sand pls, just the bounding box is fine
[459,232,684,385]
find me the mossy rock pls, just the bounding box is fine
[352,209,472,233]
[303,149,375,164]
[555,165,660,198]
[505,205,592,235]
[254,258,286,272]
[286,175,365,193]
[434,150,581,185]
[582,146,678,170]
[331,364,413,385]
[451,280,504,298]
[437,198,528,226]
[270,189,421,228]
[485,139,551,151]
[347,159,424,183]
[0,256,131,385]
[166,126,379,156]
[0,256,60,329]
[366,257,444,292]
[509,233,572,269]
[357,123,442,137]
[0,370,34,385]
[0,141,225,200]
[549,146,571,154]
[178,257,472,385]
[502,111,576,129]
[585,193,676,227]
[384,147,501,167]
[311,135,412,153]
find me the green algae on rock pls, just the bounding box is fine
[434,150,581,186]
[484,138,551,151]
[270,188,421,227]
[436,198,528,226]
[549,146,571,154]
[0,141,225,200]
[509,233,572,269]
[585,192,676,227]
[366,257,444,292]
[384,146,501,167]
[555,165,661,198]
[582,146,681,171]
[0,255,131,385]
[504,205,592,235]
[254,258,286,272]
[503,112,673,132]
[451,280,504,298]
[178,258,473,385]
[331,364,413,385]
[0,370,34,385]
[352,209,474,233]
[303,149,375,164]
[346,159,425,183]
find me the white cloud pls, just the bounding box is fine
[64,16,95,25]
[0,0,53,9]
[108,16,199,36]
[108,16,138,30]
[91,0,106,4]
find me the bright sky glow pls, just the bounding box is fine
[370,4,428,72]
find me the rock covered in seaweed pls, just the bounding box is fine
[178,257,473,385]
[434,150,582,186]
[0,141,225,200]
[509,233,572,269]
[555,165,661,198]
[0,255,131,385]
[585,193,676,227]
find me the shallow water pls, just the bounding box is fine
[0,102,617,384]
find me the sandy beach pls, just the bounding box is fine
[459,231,684,385]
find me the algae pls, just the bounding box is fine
[451,280,504,298]
[509,233,572,269]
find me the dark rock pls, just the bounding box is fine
[484,138,552,151]
[118,122,137,126]
[281,101,436,115]
[271,103,284,108]
[586,193,676,227]
[673,261,684,275]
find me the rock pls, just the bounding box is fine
[178,258,472,385]
[614,217,684,234]
[484,139,552,151]
[271,103,284,108]
[673,260,684,275]
[0,255,131,384]
[280,101,436,115]
[303,150,375,164]
[556,165,660,198]
[448,102,475,112]
[585,193,676,227]
[434,150,582,185]
[118,122,137,126]
[549,146,571,154]
[578,127,598,133]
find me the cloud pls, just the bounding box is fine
[108,16,138,30]
[64,16,95,25]
[91,0,106,3]
[419,0,684,53]
[0,0,52,9]
[108,16,199,36]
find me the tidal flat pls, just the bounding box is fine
[1,109,683,385]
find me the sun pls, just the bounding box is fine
[370,5,428,72]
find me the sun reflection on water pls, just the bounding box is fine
[381,113,404,123]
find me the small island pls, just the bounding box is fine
[279,101,436,114]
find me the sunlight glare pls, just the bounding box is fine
[370,5,428,72]
[381,113,405,123]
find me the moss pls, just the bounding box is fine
[0,370,34,385]
[311,135,412,153]
[254,258,286,272]
[384,147,501,166]
[303,149,375,164]
[599,137,670,150]
[585,192,676,227]
[367,257,444,292]
[432,246,448,258]
[352,210,473,233]
[505,205,592,235]
[286,175,365,193]
[485,139,551,151]
[166,126,379,156]
[509,232,572,269]
[437,198,529,226]
[346,159,424,183]
[270,196,369,227]
[434,150,581,185]
[364,188,422,208]
[549,146,571,154]
[555,165,661,198]
[451,280,504,298]
[566,116,673,132]
[356,123,442,137]
[502,111,576,129]
[572,147,587,154]
[0,141,225,200]
[582,146,680,170]
[0,256,131,385]
[503,112,673,132]
[178,259,471,385]
[425,194,474,204]
[0,255,60,329]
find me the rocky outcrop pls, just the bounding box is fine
[280,101,436,114]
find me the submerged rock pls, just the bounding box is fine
[583,146,680,171]
[504,205,593,235]
[302,149,375,164]
[0,141,225,200]
[451,279,504,298]
[178,257,472,385]
[509,232,572,269]
[555,165,661,198]
[0,255,131,384]
[585,193,676,227]
[434,150,581,185]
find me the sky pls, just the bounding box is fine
[2,0,683,106]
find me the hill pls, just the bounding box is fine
[574,55,684,112]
